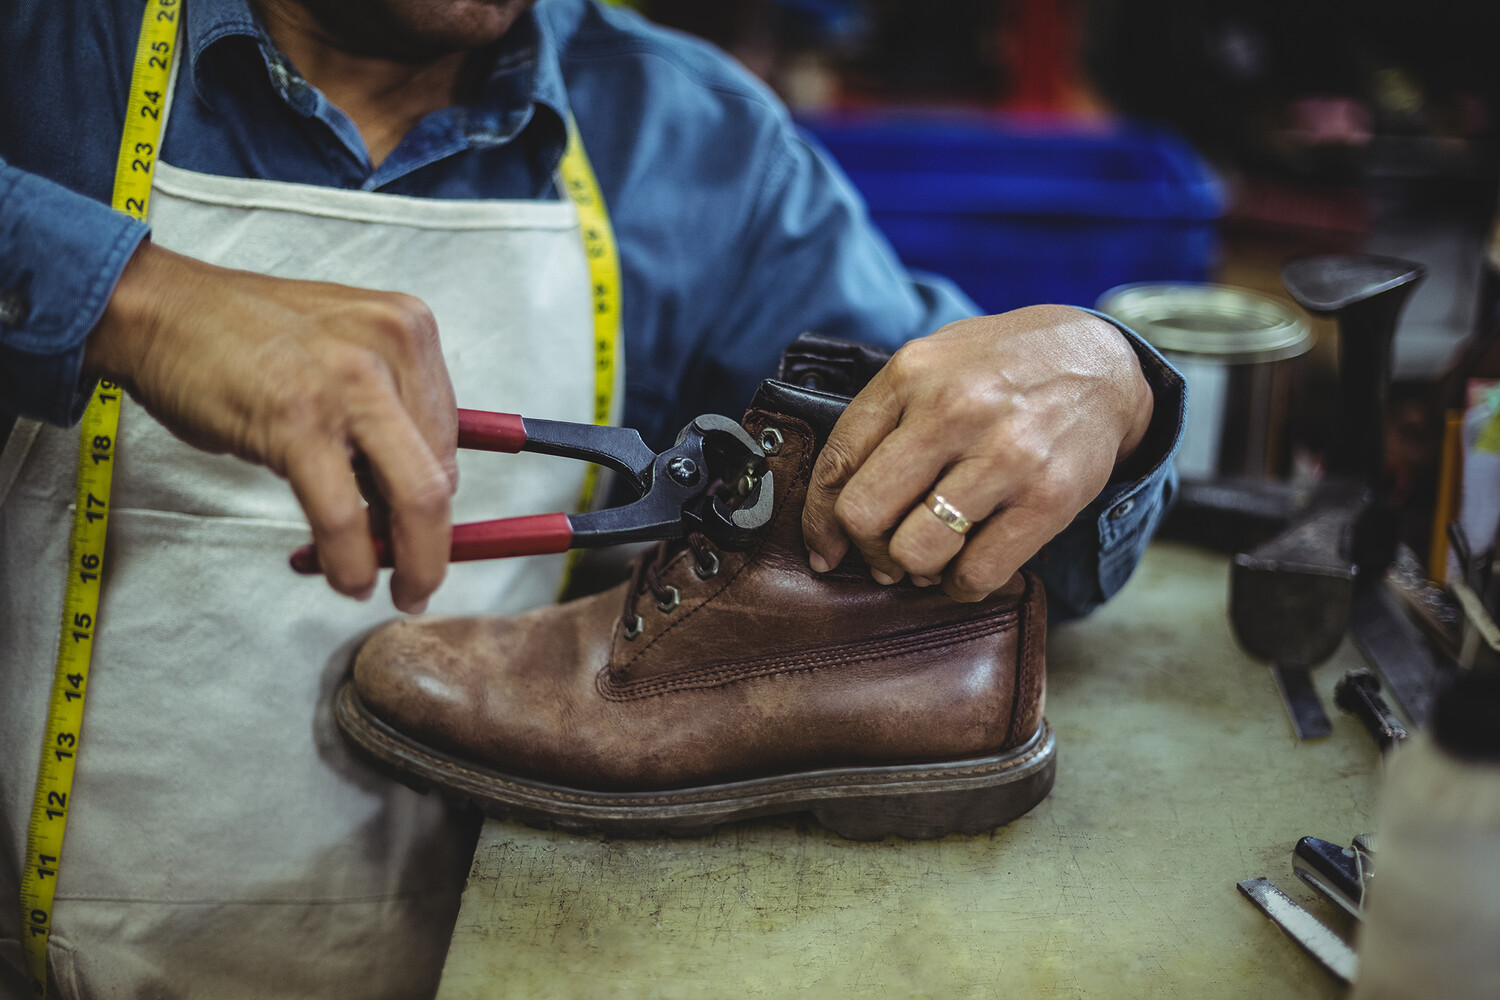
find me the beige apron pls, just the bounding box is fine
[0,92,615,996]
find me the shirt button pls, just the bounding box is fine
[1109,498,1135,520]
[0,286,29,327]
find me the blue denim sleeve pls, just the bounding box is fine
[0,157,149,426]
[1029,309,1186,622]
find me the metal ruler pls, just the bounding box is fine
[1238,877,1358,984]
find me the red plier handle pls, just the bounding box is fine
[289,512,576,574]
[289,408,771,574]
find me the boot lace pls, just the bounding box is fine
[620,533,719,639]
[617,431,777,639]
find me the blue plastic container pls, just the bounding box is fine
[798,114,1225,315]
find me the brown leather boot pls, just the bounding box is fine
[338,380,1053,840]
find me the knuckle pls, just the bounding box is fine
[1029,471,1075,515]
[329,343,391,391]
[355,294,439,364]
[885,338,933,387]
[317,502,367,541]
[813,434,860,484]
[947,380,1004,418]
[801,501,831,540]
[949,564,998,602]
[888,535,945,576]
[265,368,322,430]
[987,435,1049,479]
[383,294,438,342]
[400,305,440,360]
[395,469,453,519]
[833,489,884,541]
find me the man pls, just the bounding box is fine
[0,0,1182,995]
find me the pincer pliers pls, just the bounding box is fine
[289,409,775,574]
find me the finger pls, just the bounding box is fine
[887,460,1010,580]
[802,381,901,573]
[351,453,381,506]
[285,440,378,601]
[349,396,453,614]
[829,421,956,584]
[382,297,460,495]
[351,453,395,546]
[357,460,392,542]
[401,369,459,495]
[942,502,1068,602]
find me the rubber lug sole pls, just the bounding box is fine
[334,681,1055,841]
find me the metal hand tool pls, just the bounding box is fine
[1334,668,1409,752]
[1293,835,1376,920]
[290,409,775,573]
[1237,877,1358,984]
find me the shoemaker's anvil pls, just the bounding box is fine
[1228,255,1426,736]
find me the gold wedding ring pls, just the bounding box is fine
[925,492,972,535]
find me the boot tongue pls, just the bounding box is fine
[749,379,850,453]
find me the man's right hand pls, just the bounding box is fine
[84,240,457,614]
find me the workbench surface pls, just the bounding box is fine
[438,542,1379,998]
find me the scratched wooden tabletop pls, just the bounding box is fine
[438,542,1379,999]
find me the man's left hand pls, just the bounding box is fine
[801,305,1154,602]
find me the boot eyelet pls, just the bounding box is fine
[656,585,680,613]
[759,427,784,457]
[623,614,644,640]
[693,551,720,580]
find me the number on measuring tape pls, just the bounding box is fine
[19,2,180,996]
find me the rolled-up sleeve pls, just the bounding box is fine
[1029,310,1186,621]
[0,158,148,426]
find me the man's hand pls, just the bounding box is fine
[85,241,457,613]
[802,305,1153,602]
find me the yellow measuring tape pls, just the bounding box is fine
[18,1,173,993]
[18,3,619,993]
[559,113,623,509]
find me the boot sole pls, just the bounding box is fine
[334,681,1055,841]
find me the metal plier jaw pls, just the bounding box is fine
[290,410,775,573]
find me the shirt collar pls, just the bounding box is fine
[183,0,570,164]
[183,0,265,98]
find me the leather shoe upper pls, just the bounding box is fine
[352,391,1046,793]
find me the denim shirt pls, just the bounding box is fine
[0,0,1182,617]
